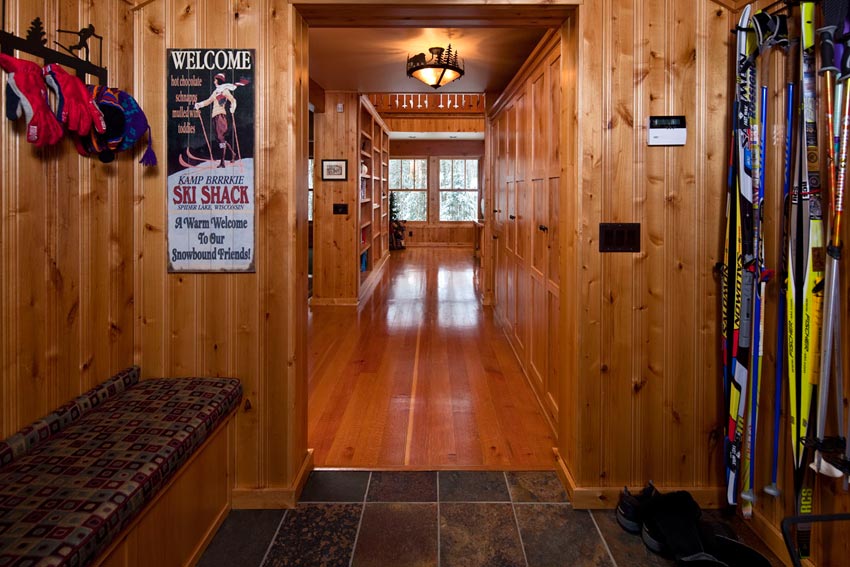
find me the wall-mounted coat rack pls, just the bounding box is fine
[0,0,107,85]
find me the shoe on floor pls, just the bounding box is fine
[616,481,659,534]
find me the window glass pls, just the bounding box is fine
[439,159,479,222]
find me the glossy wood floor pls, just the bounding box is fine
[308,248,556,470]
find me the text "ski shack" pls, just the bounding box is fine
[173,185,249,205]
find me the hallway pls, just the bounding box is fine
[308,248,556,469]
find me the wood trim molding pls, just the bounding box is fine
[554,449,726,510]
[310,298,359,306]
[709,0,742,11]
[232,449,314,509]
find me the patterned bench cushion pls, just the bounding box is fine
[0,367,140,468]
[0,376,242,567]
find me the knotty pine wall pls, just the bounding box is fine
[543,0,848,564]
[555,0,731,502]
[1,0,135,437]
[133,0,311,504]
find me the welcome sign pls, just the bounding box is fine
[166,48,256,272]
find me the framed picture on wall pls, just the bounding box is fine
[321,159,348,181]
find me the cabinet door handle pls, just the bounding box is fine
[509,214,516,220]
[492,235,499,240]
[538,224,548,232]
[493,209,499,213]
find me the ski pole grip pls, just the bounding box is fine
[842,36,850,81]
[817,26,838,74]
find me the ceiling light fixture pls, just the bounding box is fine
[406,45,464,89]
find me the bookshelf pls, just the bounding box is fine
[312,92,390,306]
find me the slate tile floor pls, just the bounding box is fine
[198,470,784,567]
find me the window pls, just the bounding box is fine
[308,158,314,221]
[389,158,427,221]
[439,159,479,221]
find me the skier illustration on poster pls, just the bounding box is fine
[195,73,242,168]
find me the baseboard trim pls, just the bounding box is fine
[232,449,314,509]
[309,297,358,306]
[553,448,725,510]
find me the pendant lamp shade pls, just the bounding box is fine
[406,45,464,89]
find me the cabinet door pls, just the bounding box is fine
[529,272,548,394]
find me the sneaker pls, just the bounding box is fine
[616,481,659,534]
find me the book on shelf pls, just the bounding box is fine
[360,178,367,201]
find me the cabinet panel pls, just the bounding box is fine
[496,241,509,324]
[529,273,548,393]
[548,53,561,178]
[506,181,516,253]
[548,177,560,288]
[514,262,530,355]
[530,70,547,180]
[547,291,560,421]
[516,180,529,261]
[532,179,547,274]
[506,255,517,332]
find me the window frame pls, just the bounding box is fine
[388,156,429,222]
[436,157,481,223]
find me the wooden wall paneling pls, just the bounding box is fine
[312,91,358,303]
[383,117,485,134]
[696,0,729,490]
[167,0,200,380]
[199,0,235,378]
[137,0,168,380]
[635,0,668,488]
[8,0,47,427]
[665,0,699,487]
[232,0,262,487]
[133,0,311,501]
[601,0,637,489]
[49,1,79,408]
[264,1,309,486]
[389,140,484,159]
[102,1,135,391]
[575,0,605,487]
[1,0,136,436]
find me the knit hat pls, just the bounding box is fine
[43,63,106,137]
[215,72,226,82]
[0,53,63,147]
[73,85,157,166]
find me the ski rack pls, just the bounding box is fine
[0,0,108,85]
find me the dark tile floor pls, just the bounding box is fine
[198,470,785,567]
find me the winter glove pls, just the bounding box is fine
[43,63,106,136]
[0,53,63,147]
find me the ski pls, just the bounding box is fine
[724,4,757,508]
[809,0,849,480]
[787,2,824,558]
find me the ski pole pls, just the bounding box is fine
[197,109,214,163]
[231,111,242,162]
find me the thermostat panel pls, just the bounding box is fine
[647,115,687,146]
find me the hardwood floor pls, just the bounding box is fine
[308,247,556,470]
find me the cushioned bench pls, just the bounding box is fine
[0,366,242,567]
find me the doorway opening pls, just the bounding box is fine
[298,3,576,471]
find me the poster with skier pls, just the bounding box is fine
[166,48,255,272]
